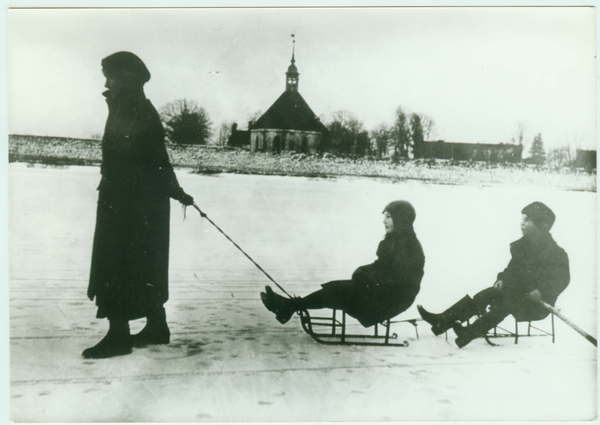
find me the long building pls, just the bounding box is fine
[414,140,523,163]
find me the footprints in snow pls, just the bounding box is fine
[169,338,208,357]
[195,413,213,420]
[257,391,287,407]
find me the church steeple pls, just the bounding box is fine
[285,37,299,92]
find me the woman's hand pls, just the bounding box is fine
[179,191,194,206]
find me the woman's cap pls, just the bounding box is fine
[383,200,416,227]
[101,51,151,84]
[522,202,555,232]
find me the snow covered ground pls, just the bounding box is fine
[9,163,597,422]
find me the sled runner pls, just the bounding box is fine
[484,314,555,346]
[299,309,420,347]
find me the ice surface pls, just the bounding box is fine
[9,163,597,422]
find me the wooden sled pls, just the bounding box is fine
[299,309,421,347]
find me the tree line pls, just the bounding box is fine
[510,121,588,168]
[156,98,588,169]
[322,107,436,159]
[157,98,437,159]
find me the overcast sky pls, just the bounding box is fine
[7,7,596,150]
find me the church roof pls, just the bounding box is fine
[251,91,327,133]
[251,90,327,133]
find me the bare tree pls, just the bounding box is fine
[330,110,363,134]
[417,113,437,141]
[218,121,234,146]
[248,110,263,125]
[547,144,578,168]
[324,110,366,156]
[370,124,392,158]
[565,132,585,151]
[551,133,586,168]
[410,113,425,158]
[391,106,411,159]
[511,121,527,147]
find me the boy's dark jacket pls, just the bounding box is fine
[499,232,570,321]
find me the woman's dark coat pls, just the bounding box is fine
[498,232,570,321]
[88,89,187,321]
[322,228,425,327]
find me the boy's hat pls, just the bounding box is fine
[522,202,555,232]
[383,200,416,228]
[101,51,151,84]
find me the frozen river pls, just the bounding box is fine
[9,163,597,422]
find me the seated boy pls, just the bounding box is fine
[418,202,570,348]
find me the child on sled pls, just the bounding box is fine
[261,200,425,328]
[418,202,570,348]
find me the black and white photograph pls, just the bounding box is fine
[7,5,597,422]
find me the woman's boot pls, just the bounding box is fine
[132,306,170,347]
[82,320,132,359]
[418,295,479,336]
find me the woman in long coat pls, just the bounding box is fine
[84,52,194,359]
[260,200,425,327]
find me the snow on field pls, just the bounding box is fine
[9,163,597,422]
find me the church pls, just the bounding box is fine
[249,44,327,154]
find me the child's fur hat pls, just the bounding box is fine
[522,202,555,232]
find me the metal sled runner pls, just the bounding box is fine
[484,314,555,346]
[299,309,420,347]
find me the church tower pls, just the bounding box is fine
[250,36,326,154]
[285,40,299,92]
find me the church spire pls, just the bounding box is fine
[291,36,296,64]
[286,35,299,92]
